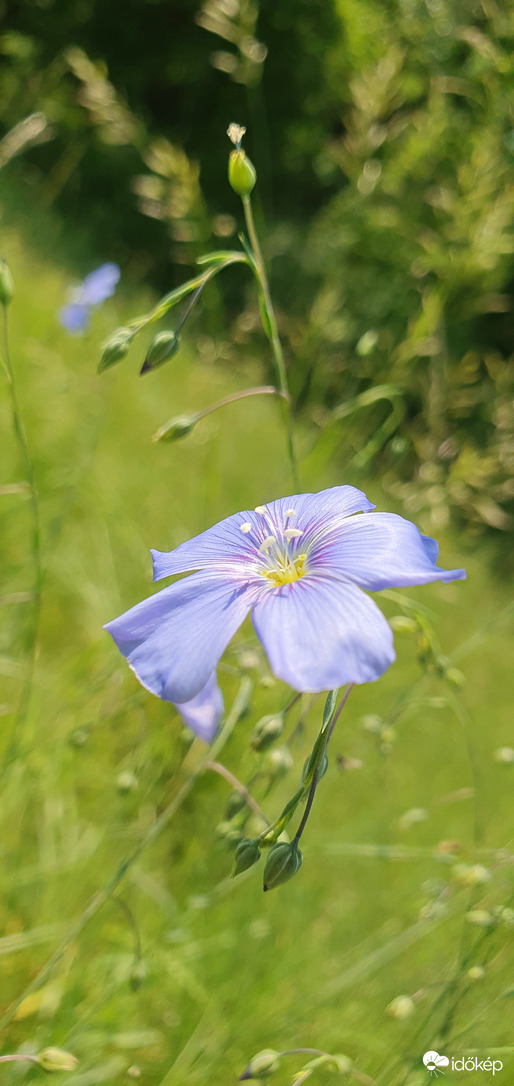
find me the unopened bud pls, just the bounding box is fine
[0,259,14,306]
[452,863,490,887]
[389,615,417,634]
[239,1049,281,1080]
[466,909,495,927]
[251,714,283,752]
[215,820,242,844]
[140,330,179,374]
[386,995,415,1020]
[301,750,328,784]
[494,746,514,764]
[37,1048,78,1072]
[152,415,196,443]
[228,150,257,197]
[98,327,133,373]
[225,790,247,819]
[233,837,261,876]
[117,770,138,794]
[445,666,465,687]
[467,965,485,980]
[265,746,293,779]
[263,841,302,892]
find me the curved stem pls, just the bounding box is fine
[242,195,299,489]
[0,1054,39,1065]
[204,760,268,820]
[1,303,42,764]
[194,385,286,422]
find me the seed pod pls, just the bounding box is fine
[37,1048,78,1072]
[250,714,283,752]
[140,330,179,374]
[233,837,261,876]
[263,840,302,892]
[228,149,257,197]
[239,1049,281,1080]
[98,328,133,372]
[152,415,196,443]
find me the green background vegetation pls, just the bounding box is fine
[1,2,513,1084]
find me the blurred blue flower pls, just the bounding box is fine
[105,486,465,740]
[59,262,120,335]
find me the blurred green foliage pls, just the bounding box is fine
[1,1,513,552]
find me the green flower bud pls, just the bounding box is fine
[239,1049,281,1080]
[152,415,196,443]
[386,995,416,1020]
[251,714,284,752]
[301,750,328,785]
[389,615,417,634]
[263,841,302,892]
[140,330,179,374]
[494,746,514,764]
[233,837,261,876]
[228,149,257,197]
[98,327,133,373]
[264,747,293,779]
[36,1047,78,1072]
[224,789,247,819]
[466,909,495,927]
[0,259,14,306]
[117,770,138,794]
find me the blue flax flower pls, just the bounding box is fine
[59,262,120,335]
[105,486,465,740]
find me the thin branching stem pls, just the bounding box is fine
[293,684,354,844]
[1,302,42,765]
[242,195,299,489]
[204,760,268,820]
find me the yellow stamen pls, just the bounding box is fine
[283,527,303,541]
[239,522,252,533]
[262,553,308,586]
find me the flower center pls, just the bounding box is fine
[261,552,308,587]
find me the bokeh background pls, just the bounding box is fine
[1,2,513,1084]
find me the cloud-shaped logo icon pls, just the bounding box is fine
[423,1051,450,1074]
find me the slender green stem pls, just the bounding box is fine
[1,303,42,764]
[242,195,299,489]
[111,896,142,961]
[204,760,268,820]
[293,684,354,844]
[0,678,251,1029]
[258,686,353,847]
[194,384,287,422]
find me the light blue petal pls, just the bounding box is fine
[309,512,466,589]
[151,485,374,581]
[104,571,255,703]
[252,575,395,690]
[80,263,121,305]
[58,303,89,334]
[174,672,223,742]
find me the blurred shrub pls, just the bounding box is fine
[0,0,513,552]
[292,0,514,551]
